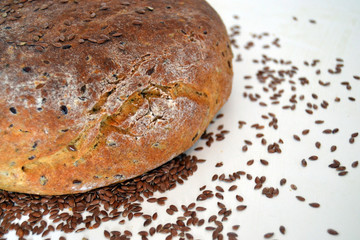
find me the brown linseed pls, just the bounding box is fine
[327,229,339,235]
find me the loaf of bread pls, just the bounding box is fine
[0,0,233,195]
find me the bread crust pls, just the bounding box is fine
[0,0,233,195]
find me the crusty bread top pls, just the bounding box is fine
[0,0,233,195]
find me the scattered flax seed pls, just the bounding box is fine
[262,187,279,198]
[236,195,244,202]
[293,135,301,141]
[330,145,337,152]
[219,174,226,181]
[216,186,224,192]
[338,171,348,176]
[280,178,287,186]
[166,209,174,215]
[242,145,248,152]
[309,202,320,208]
[296,196,306,202]
[309,155,318,161]
[319,80,330,86]
[212,174,219,181]
[327,229,339,235]
[170,205,178,212]
[260,159,269,166]
[215,193,224,200]
[215,162,223,167]
[208,215,217,223]
[238,120,247,128]
[315,142,321,149]
[229,185,237,191]
[279,225,286,234]
[217,202,226,209]
[352,161,359,168]
[236,205,247,211]
[301,159,307,167]
[254,184,262,189]
[196,207,206,211]
[315,120,324,124]
[247,159,254,166]
[337,166,346,171]
[188,202,196,209]
[305,109,313,114]
[290,184,297,190]
[302,129,310,135]
[194,147,203,151]
[233,225,240,230]
[329,159,341,168]
[264,232,274,238]
[256,133,264,138]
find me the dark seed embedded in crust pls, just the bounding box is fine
[22,66,32,72]
[60,105,68,114]
[9,107,17,114]
[67,145,77,151]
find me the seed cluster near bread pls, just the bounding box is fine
[0,0,233,195]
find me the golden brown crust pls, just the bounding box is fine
[0,0,233,195]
